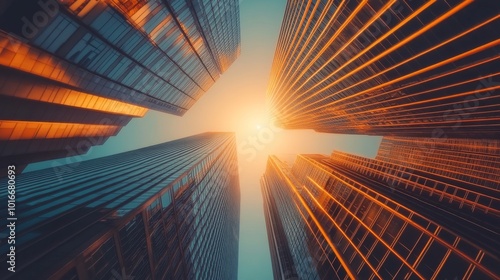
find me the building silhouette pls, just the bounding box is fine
[0,132,240,279]
[262,137,499,279]
[0,0,241,172]
[267,0,500,139]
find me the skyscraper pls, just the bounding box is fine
[0,132,240,279]
[267,0,500,138]
[0,0,241,172]
[262,137,499,279]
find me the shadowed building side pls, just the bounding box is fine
[262,175,300,280]
[0,132,240,280]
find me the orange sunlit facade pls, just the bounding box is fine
[0,120,121,141]
[0,0,240,172]
[262,136,500,279]
[267,0,500,139]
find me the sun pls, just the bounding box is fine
[226,103,277,140]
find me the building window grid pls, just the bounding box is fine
[296,179,380,277]
[28,141,202,216]
[270,171,324,278]
[333,152,497,214]
[378,149,500,188]
[302,155,498,278]
[266,0,500,133]
[73,5,203,103]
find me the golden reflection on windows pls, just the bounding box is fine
[1,34,148,117]
[265,152,500,279]
[266,0,500,138]
[0,120,120,140]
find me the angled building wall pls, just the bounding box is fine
[262,137,499,279]
[267,0,500,139]
[0,0,241,172]
[0,132,240,280]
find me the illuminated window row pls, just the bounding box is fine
[262,154,500,279]
[0,120,120,140]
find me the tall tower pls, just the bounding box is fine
[0,0,241,172]
[267,0,500,138]
[262,137,499,279]
[0,132,240,279]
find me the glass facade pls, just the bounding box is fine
[0,0,241,172]
[267,0,500,139]
[262,137,499,279]
[0,132,240,279]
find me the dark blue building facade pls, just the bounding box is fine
[0,132,240,279]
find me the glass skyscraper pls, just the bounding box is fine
[0,0,241,172]
[266,0,500,139]
[0,132,240,279]
[262,136,499,279]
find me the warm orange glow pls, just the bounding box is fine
[331,72,500,115]
[277,0,400,105]
[1,37,74,85]
[269,156,357,279]
[295,154,497,279]
[0,34,148,117]
[301,180,384,279]
[267,0,341,101]
[283,55,500,127]
[302,81,500,127]
[377,138,500,185]
[269,0,344,101]
[332,152,500,214]
[266,1,500,133]
[267,0,312,98]
[381,137,500,154]
[0,120,121,140]
[271,0,369,107]
[281,0,472,113]
[430,237,457,279]
[292,202,355,279]
[302,161,426,278]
